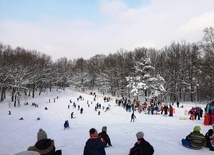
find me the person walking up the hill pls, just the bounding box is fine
[131,112,136,122]
[80,107,83,114]
[83,128,106,155]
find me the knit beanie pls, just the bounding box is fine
[193,126,201,132]
[102,126,107,132]
[136,131,144,139]
[37,128,47,141]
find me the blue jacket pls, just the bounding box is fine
[83,136,106,155]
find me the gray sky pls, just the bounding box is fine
[0,0,214,61]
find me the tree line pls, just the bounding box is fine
[0,27,214,105]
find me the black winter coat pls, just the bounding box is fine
[98,131,112,146]
[129,138,154,155]
[28,139,56,155]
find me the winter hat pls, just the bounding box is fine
[102,126,107,132]
[136,131,144,139]
[37,128,47,141]
[193,126,201,132]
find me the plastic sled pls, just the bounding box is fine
[182,143,202,150]
[204,114,211,125]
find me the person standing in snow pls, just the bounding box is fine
[83,128,106,155]
[129,131,154,155]
[98,126,112,147]
[163,104,168,116]
[80,107,83,114]
[169,105,173,116]
[28,128,61,155]
[176,101,179,108]
[71,112,74,118]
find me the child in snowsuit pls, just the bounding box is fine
[182,126,206,149]
[64,120,70,129]
[188,108,195,120]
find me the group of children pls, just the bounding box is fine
[188,107,203,120]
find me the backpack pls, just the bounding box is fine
[129,146,143,155]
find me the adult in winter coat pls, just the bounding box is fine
[28,128,61,155]
[129,131,154,155]
[98,126,112,147]
[163,104,168,116]
[83,128,106,155]
[181,126,206,149]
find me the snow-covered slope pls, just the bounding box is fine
[0,88,212,155]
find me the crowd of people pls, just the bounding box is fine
[13,93,214,155]
[116,98,176,118]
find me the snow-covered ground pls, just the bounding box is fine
[0,88,213,155]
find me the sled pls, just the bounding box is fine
[204,114,211,125]
[180,117,187,120]
[182,143,202,150]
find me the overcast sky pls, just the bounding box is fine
[0,0,214,61]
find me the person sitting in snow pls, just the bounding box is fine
[205,124,214,151]
[129,131,154,155]
[83,128,106,155]
[181,126,206,149]
[98,126,112,147]
[64,120,70,129]
[28,128,61,155]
